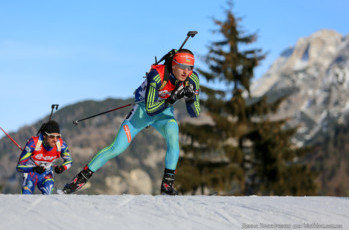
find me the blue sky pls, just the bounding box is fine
[1,0,349,138]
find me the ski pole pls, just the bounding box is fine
[73,103,133,126]
[1,126,42,167]
[0,126,23,151]
[49,104,59,121]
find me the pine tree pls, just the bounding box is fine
[176,2,317,195]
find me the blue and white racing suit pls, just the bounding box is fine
[16,134,72,194]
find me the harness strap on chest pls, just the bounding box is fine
[56,140,61,152]
[35,139,42,151]
[159,65,171,90]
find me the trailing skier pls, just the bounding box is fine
[16,120,73,195]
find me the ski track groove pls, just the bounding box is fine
[151,196,237,229]
[0,195,48,229]
[113,194,136,208]
[0,195,24,229]
[0,195,348,230]
[56,195,106,229]
[23,195,47,214]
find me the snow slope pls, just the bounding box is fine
[0,195,347,230]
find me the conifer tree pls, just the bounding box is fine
[176,2,317,195]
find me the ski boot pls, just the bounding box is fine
[160,169,178,195]
[63,166,93,194]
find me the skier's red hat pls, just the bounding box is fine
[172,52,195,67]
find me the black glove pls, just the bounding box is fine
[33,166,46,174]
[165,84,184,105]
[55,165,65,174]
[183,84,195,99]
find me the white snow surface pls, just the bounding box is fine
[0,195,348,230]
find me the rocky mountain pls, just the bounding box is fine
[252,29,349,195]
[252,29,349,147]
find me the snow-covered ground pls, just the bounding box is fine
[0,195,347,230]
